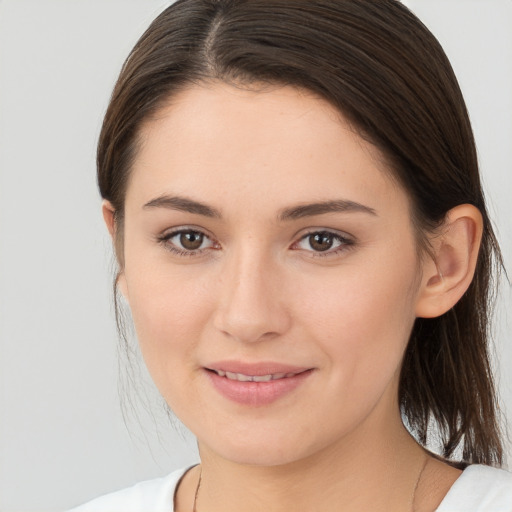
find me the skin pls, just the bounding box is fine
[104,82,482,512]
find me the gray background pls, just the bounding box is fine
[0,1,510,510]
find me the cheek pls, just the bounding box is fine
[123,263,212,383]
[297,249,419,394]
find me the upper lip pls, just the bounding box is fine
[204,361,312,377]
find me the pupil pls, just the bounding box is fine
[180,232,203,250]
[310,233,333,252]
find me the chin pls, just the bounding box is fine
[197,425,334,468]
[212,445,304,467]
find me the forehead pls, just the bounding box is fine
[127,82,409,219]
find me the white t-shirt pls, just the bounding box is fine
[69,464,512,512]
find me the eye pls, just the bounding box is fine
[293,230,354,256]
[158,228,217,255]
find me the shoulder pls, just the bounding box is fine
[67,467,190,512]
[436,465,512,512]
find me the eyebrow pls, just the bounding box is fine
[278,200,377,221]
[143,194,377,220]
[143,195,222,218]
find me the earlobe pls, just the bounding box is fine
[102,200,117,238]
[415,204,483,319]
[102,200,129,301]
[116,272,129,301]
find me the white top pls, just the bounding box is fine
[69,464,512,512]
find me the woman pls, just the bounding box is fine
[71,0,512,510]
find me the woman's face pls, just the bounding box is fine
[117,83,426,466]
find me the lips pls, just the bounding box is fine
[204,361,314,406]
[212,370,303,382]
[206,360,311,376]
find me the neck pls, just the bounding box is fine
[192,409,428,512]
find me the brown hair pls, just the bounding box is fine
[98,0,505,466]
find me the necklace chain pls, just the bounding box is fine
[192,456,428,512]
[193,468,202,512]
[411,455,429,512]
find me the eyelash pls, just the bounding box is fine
[157,228,218,257]
[156,228,355,259]
[292,230,355,258]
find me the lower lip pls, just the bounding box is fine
[205,369,313,406]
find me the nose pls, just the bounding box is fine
[212,246,291,344]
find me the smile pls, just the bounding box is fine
[212,370,303,382]
[205,364,314,406]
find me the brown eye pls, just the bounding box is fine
[160,229,215,255]
[294,230,353,257]
[180,231,204,250]
[308,232,334,252]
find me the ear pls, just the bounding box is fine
[415,204,483,319]
[102,200,116,238]
[102,200,129,300]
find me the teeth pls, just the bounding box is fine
[215,370,298,382]
[235,373,253,382]
[252,374,273,382]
